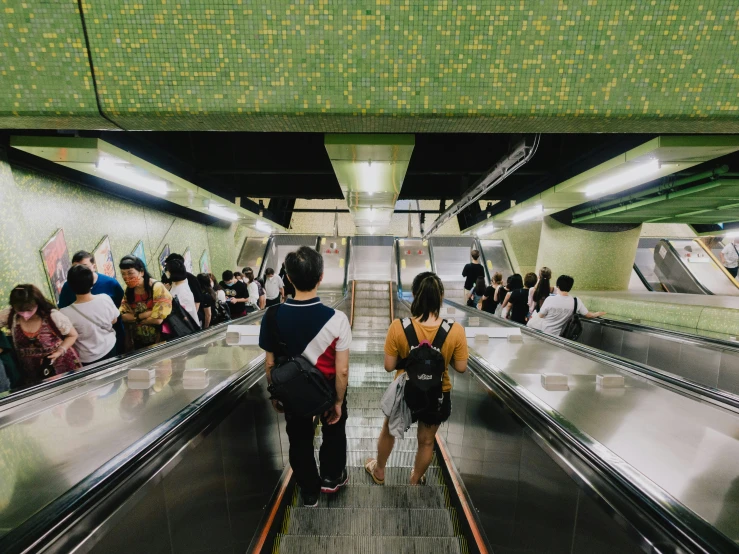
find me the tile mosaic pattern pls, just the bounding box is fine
[0,159,238,305]
[3,2,739,130]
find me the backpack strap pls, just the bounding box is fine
[573,297,578,316]
[401,317,420,348]
[266,305,288,359]
[431,319,453,350]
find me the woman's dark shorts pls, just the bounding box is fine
[412,391,451,426]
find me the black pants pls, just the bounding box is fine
[285,394,348,496]
[266,297,281,307]
[83,345,118,367]
[728,266,738,278]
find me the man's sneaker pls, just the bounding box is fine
[302,491,319,508]
[320,468,348,494]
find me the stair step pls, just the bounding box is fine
[354,283,391,291]
[351,307,390,317]
[315,437,418,451]
[276,535,463,554]
[353,291,390,300]
[299,485,446,509]
[285,508,456,537]
[317,450,438,468]
[344,466,443,486]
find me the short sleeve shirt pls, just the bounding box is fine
[61,296,119,363]
[384,318,468,392]
[722,243,739,268]
[538,295,589,336]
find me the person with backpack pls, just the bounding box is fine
[258,246,352,508]
[535,274,606,337]
[365,271,468,486]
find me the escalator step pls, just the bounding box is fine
[285,508,456,537]
[314,437,418,451]
[345,466,444,486]
[276,535,463,554]
[309,484,446,508]
[321,450,437,468]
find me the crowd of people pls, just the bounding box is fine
[0,249,291,394]
[463,249,606,335]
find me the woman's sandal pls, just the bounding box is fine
[364,458,385,485]
[410,470,427,485]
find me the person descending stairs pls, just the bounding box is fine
[274,280,469,553]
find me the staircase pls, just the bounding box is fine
[274,281,467,553]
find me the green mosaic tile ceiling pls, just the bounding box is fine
[3,1,739,131]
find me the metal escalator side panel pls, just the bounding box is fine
[653,239,711,294]
[630,264,654,291]
[692,238,739,295]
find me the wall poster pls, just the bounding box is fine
[199,250,211,275]
[40,228,72,304]
[183,248,193,274]
[93,235,116,279]
[131,240,147,269]
[159,244,171,278]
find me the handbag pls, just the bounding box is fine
[560,297,583,341]
[265,305,336,418]
[163,296,200,338]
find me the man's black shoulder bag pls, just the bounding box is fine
[266,305,336,418]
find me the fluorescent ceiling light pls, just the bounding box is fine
[476,224,495,236]
[512,205,543,223]
[255,220,273,233]
[369,226,375,235]
[208,204,239,221]
[585,160,660,197]
[96,156,169,196]
[368,208,376,221]
[361,161,382,194]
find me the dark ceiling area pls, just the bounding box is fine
[3,130,655,208]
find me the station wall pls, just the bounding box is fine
[0,158,240,305]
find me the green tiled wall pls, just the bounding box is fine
[0,158,239,305]
[3,1,739,131]
[492,220,542,276]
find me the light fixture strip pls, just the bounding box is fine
[511,205,544,223]
[584,159,660,197]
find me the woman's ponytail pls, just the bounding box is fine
[410,271,444,322]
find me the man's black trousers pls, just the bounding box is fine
[285,393,348,496]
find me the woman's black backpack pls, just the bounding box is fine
[211,299,232,325]
[265,305,336,418]
[164,296,200,338]
[398,318,452,415]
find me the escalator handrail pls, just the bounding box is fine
[632,262,655,291]
[394,239,403,296]
[694,238,739,291]
[342,236,352,296]
[474,237,492,283]
[444,298,739,414]
[0,312,263,413]
[257,235,274,280]
[1,294,351,554]
[584,314,739,352]
[397,296,738,553]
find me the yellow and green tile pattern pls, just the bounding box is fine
[2,1,739,131]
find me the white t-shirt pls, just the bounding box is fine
[246,281,261,309]
[722,242,739,268]
[216,289,227,303]
[170,281,201,327]
[61,296,119,363]
[537,295,589,337]
[264,275,284,300]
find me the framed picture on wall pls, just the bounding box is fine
[40,228,72,304]
[159,244,170,278]
[131,240,147,269]
[199,250,210,275]
[183,248,193,274]
[93,235,116,279]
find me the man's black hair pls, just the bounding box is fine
[165,253,185,264]
[72,250,95,264]
[284,246,323,292]
[67,264,94,295]
[265,267,275,276]
[556,274,575,292]
[222,270,234,282]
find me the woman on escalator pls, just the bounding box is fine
[365,271,469,486]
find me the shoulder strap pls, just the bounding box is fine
[431,319,453,350]
[401,317,420,348]
[573,297,578,316]
[69,303,113,333]
[266,305,287,358]
[733,244,739,258]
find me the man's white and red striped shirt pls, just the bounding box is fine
[258,297,352,378]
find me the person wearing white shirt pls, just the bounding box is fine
[245,274,261,312]
[720,237,739,278]
[60,265,120,366]
[536,275,606,337]
[166,259,201,328]
[264,267,285,307]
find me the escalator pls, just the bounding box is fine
[269,280,474,553]
[653,238,739,295]
[2,237,739,553]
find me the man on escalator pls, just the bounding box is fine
[720,236,739,278]
[259,246,352,508]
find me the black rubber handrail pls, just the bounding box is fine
[632,262,655,291]
[445,298,739,414]
[660,239,714,295]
